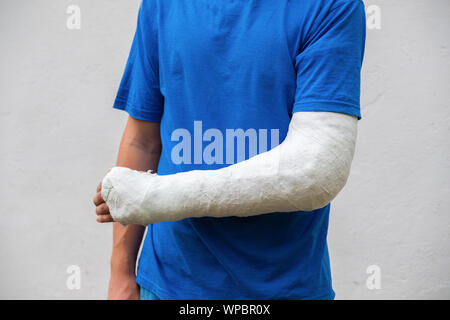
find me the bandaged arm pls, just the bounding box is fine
[101,111,357,226]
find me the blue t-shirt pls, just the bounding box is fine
[113,0,365,299]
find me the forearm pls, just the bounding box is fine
[103,112,357,225]
[110,224,144,274]
[110,119,161,273]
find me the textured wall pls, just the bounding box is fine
[0,0,448,299]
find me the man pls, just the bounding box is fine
[93,0,365,300]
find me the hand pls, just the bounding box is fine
[93,179,114,223]
[108,272,140,300]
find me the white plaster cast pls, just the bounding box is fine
[102,111,358,226]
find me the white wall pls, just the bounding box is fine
[0,0,448,299]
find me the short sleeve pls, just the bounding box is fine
[113,0,164,122]
[293,0,366,119]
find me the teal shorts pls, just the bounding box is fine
[140,286,161,300]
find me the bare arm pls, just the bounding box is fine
[93,116,161,299]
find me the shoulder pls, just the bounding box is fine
[294,0,365,14]
[330,0,365,13]
[302,0,366,30]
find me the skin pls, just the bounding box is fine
[93,116,161,300]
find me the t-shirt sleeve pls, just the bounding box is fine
[113,0,164,122]
[293,0,366,119]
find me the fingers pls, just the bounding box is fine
[93,191,105,206]
[94,170,114,224]
[96,202,110,216]
[95,202,114,223]
[96,214,114,223]
[94,181,104,204]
